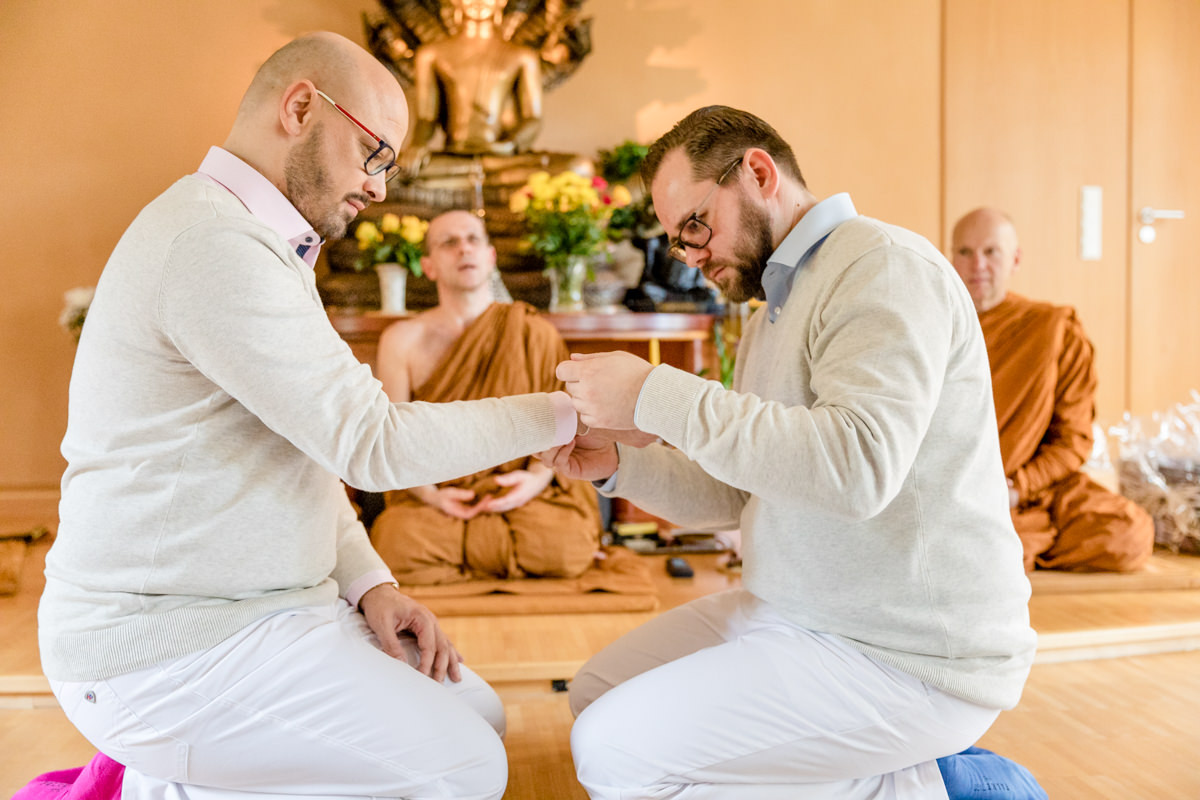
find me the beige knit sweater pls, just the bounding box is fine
[612,215,1036,710]
[41,175,565,681]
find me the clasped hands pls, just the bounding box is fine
[539,352,660,480]
[417,467,551,520]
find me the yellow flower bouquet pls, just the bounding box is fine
[509,170,631,309]
[508,170,632,270]
[353,213,427,276]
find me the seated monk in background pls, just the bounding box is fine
[371,210,601,583]
[950,207,1153,572]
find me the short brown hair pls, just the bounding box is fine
[641,106,805,189]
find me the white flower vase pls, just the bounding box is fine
[549,254,587,312]
[375,263,408,314]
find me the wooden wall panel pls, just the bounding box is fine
[1128,0,1200,415]
[547,0,943,240]
[943,0,1131,422]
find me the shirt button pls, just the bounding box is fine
[773,307,782,315]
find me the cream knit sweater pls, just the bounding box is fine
[41,176,565,681]
[613,216,1036,710]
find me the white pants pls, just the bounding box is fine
[51,600,507,800]
[568,589,1000,800]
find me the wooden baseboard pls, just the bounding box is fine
[1035,621,1200,663]
[0,489,58,533]
[0,675,50,695]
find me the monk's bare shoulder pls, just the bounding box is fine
[378,311,438,361]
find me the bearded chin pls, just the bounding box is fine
[720,201,773,303]
[283,126,344,240]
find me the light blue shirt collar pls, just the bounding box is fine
[761,193,857,322]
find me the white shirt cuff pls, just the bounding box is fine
[345,569,397,609]
[593,471,618,493]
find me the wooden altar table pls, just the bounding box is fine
[329,310,716,375]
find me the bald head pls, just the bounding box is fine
[221,32,409,240]
[950,207,1021,313]
[426,210,489,246]
[422,210,496,298]
[233,32,404,136]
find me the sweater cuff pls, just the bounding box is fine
[548,390,579,446]
[345,569,398,609]
[634,364,705,445]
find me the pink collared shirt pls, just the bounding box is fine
[195,147,323,267]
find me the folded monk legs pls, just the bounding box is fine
[370,486,600,584]
[1013,472,1155,572]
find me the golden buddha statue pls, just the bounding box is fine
[330,0,595,310]
[365,0,593,178]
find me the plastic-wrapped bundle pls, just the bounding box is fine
[1111,391,1200,554]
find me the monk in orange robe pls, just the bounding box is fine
[370,211,601,584]
[951,208,1153,571]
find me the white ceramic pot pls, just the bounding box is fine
[375,263,408,314]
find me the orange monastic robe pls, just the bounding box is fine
[980,293,1153,572]
[369,302,601,584]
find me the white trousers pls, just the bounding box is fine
[568,589,1000,800]
[51,601,507,800]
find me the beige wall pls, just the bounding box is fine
[0,1,374,500]
[0,0,941,497]
[543,0,941,236]
[0,0,1170,503]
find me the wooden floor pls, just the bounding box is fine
[5,539,1200,799]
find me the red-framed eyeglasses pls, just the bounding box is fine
[314,88,400,182]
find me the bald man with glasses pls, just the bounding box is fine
[34,32,584,800]
[543,106,1046,800]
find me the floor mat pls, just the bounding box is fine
[398,546,659,616]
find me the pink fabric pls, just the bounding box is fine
[548,390,579,446]
[344,567,396,609]
[195,146,323,267]
[12,753,124,800]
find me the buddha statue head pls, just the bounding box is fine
[453,0,508,29]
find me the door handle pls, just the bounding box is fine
[1139,206,1185,224]
[1138,207,1186,243]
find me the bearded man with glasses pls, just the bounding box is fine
[544,106,1047,800]
[32,32,586,800]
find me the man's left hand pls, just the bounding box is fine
[360,584,462,683]
[556,351,655,430]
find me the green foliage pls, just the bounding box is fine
[510,171,624,272]
[713,319,736,388]
[598,140,649,185]
[523,205,607,271]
